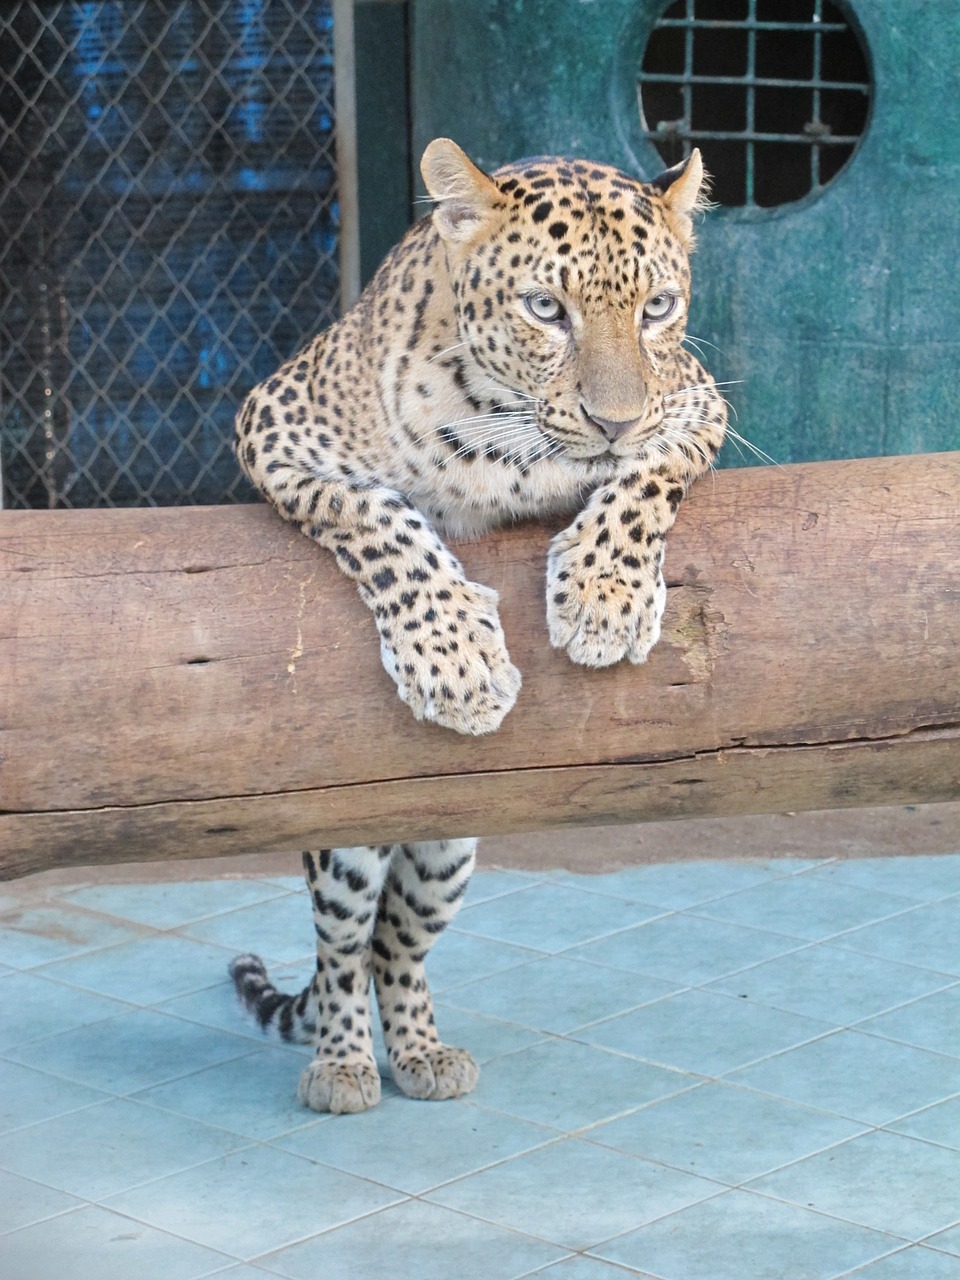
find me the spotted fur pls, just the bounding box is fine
[230,140,726,1112]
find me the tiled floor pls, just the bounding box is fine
[3,852,960,1278]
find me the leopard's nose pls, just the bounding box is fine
[583,410,642,443]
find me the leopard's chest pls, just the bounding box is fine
[405,449,619,539]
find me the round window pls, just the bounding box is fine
[637,0,872,209]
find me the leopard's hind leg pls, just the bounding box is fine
[231,844,393,1114]
[373,838,480,1101]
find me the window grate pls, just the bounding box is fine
[638,0,872,209]
[0,0,338,510]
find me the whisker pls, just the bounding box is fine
[404,413,540,449]
[413,192,461,204]
[665,380,745,400]
[659,421,712,463]
[450,422,542,448]
[664,400,740,428]
[498,389,543,403]
[679,435,715,472]
[442,407,539,427]
[725,426,781,468]
[684,331,725,354]
[442,424,542,445]
[722,434,751,465]
[444,422,540,443]
[655,416,726,475]
[642,439,671,469]
[445,419,546,460]
[425,341,470,364]
[446,412,539,427]
[536,438,566,460]
[716,393,740,424]
[682,336,710,361]
[660,415,723,430]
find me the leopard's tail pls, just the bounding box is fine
[228,953,317,1044]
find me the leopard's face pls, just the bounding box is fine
[429,151,707,464]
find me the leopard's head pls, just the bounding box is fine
[422,138,709,462]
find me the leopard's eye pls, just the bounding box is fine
[643,292,678,323]
[525,293,566,324]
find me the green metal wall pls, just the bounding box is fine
[408,0,960,466]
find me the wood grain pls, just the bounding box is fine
[2,454,958,879]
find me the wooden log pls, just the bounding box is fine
[1,454,958,880]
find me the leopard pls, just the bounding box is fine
[228,138,727,1114]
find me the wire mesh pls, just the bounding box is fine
[638,0,871,208]
[0,0,338,509]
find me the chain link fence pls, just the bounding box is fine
[0,0,339,508]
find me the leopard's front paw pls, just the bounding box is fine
[380,580,521,735]
[547,531,667,668]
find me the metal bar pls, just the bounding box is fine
[683,0,694,161]
[333,0,360,311]
[637,73,869,92]
[746,0,757,205]
[650,127,862,144]
[812,0,823,189]
[657,19,849,32]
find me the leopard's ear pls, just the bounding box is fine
[421,138,500,243]
[649,149,709,245]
